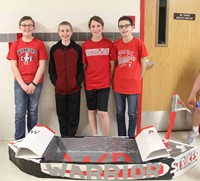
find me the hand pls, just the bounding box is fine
[21,83,29,93]
[187,96,196,108]
[26,83,36,94]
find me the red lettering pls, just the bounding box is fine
[63,153,72,162]
[97,154,108,163]
[112,152,131,162]
[82,156,91,162]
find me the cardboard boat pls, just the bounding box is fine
[8,125,198,180]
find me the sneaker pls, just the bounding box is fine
[187,130,199,145]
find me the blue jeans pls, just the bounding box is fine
[114,92,138,138]
[14,80,43,140]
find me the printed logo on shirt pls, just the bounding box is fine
[20,52,34,65]
[85,48,109,57]
[17,48,36,65]
[118,49,136,68]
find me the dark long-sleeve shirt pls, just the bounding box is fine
[49,40,83,95]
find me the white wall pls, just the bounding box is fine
[0,0,141,140]
[0,0,140,33]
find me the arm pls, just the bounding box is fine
[76,47,84,86]
[140,57,147,79]
[10,60,29,92]
[32,60,46,85]
[110,60,115,83]
[26,60,46,94]
[48,48,57,86]
[83,64,87,75]
[188,73,200,108]
[83,64,87,89]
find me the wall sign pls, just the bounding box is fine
[174,13,195,20]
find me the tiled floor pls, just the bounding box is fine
[0,131,199,181]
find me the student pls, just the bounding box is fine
[7,16,48,140]
[113,16,148,138]
[187,73,200,144]
[82,16,116,136]
[49,21,83,137]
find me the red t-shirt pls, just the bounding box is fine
[82,38,116,90]
[113,37,148,94]
[7,37,48,83]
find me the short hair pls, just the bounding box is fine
[88,16,104,28]
[58,21,73,31]
[118,16,134,26]
[19,16,35,26]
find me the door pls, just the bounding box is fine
[142,0,200,130]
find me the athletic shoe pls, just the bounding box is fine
[187,130,199,145]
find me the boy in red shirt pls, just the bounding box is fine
[113,16,148,138]
[7,16,48,140]
[82,16,116,136]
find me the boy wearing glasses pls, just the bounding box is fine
[113,16,148,138]
[7,16,48,140]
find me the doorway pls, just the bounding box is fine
[142,0,200,130]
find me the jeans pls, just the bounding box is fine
[14,80,43,140]
[114,92,138,138]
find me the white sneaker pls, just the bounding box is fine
[187,130,199,145]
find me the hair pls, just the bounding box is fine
[88,16,104,28]
[19,16,35,26]
[118,16,134,26]
[58,21,73,31]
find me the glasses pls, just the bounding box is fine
[118,24,131,29]
[20,24,34,28]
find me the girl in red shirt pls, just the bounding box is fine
[82,16,116,136]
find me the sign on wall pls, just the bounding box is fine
[174,13,195,20]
